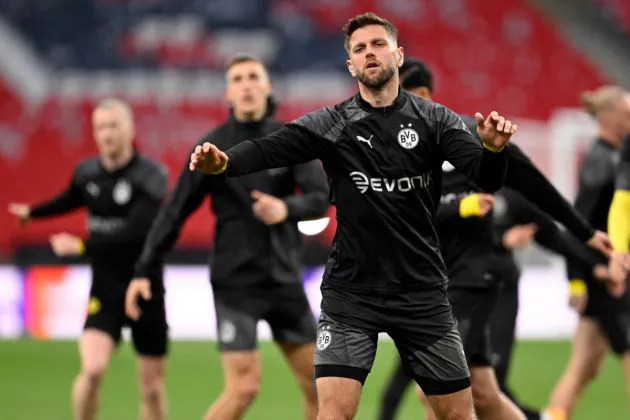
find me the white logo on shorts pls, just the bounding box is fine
[316,329,332,351]
[220,320,236,343]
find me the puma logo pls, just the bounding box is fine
[356,135,373,149]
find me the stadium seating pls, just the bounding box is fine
[0,0,612,253]
[596,0,630,35]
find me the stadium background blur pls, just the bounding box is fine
[1,0,630,418]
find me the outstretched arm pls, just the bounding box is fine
[505,144,596,243]
[190,123,334,176]
[501,188,598,274]
[283,160,329,221]
[134,155,210,278]
[439,108,515,193]
[19,170,84,220]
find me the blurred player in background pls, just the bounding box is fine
[398,58,611,254]
[190,12,517,420]
[545,86,630,420]
[488,187,611,420]
[378,58,614,420]
[125,55,327,420]
[8,99,169,420]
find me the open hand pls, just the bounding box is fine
[189,142,229,174]
[8,203,31,225]
[475,193,495,217]
[475,111,517,150]
[125,278,152,321]
[49,232,84,257]
[251,190,288,225]
[587,230,613,258]
[608,252,630,297]
[502,223,537,249]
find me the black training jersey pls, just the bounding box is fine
[30,154,168,289]
[459,115,595,242]
[494,188,599,282]
[222,91,508,293]
[134,114,329,289]
[437,115,597,289]
[436,162,503,288]
[617,136,630,191]
[566,139,619,281]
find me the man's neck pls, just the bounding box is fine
[101,146,134,172]
[599,129,624,148]
[234,107,266,123]
[358,77,399,108]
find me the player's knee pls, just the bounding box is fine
[471,381,502,412]
[81,364,107,385]
[228,377,261,407]
[317,392,355,420]
[316,406,353,420]
[139,375,164,403]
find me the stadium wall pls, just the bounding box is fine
[0,264,579,341]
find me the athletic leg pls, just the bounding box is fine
[378,358,413,420]
[131,295,169,420]
[313,311,378,419]
[72,329,117,420]
[204,291,263,420]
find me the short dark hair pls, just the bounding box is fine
[399,57,434,92]
[225,54,262,72]
[342,12,398,52]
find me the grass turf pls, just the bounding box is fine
[0,339,626,419]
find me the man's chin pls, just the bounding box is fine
[360,75,389,90]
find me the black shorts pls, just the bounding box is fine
[213,285,317,352]
[448,284,501,367]
[314,284,470,396]
[582,279,630,355]
[84,285,168,357]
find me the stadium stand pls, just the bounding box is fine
[0,0,611,255]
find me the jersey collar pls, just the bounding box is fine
[354,88,408,115]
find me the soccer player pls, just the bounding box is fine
[190,12,516,420]
[489,187,611,420]
[8,99,168,420]
[545,86,630,420]
[124,55,327,420]
[419,179,608,420]
[398,57,610,254]
[378,57,613,420]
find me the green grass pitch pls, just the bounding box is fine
[1,339,626,419]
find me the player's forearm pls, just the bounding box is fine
[284,191,328,221]
[608,190,630,252]
[536,228,598,273]
[505,146,594,241]
[471,147,507,193]
[224,125,331,177]
[133,210,183,277]
[224,140,271,176]
[30,191,81,218]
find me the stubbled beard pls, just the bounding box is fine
[357,64,395,90]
